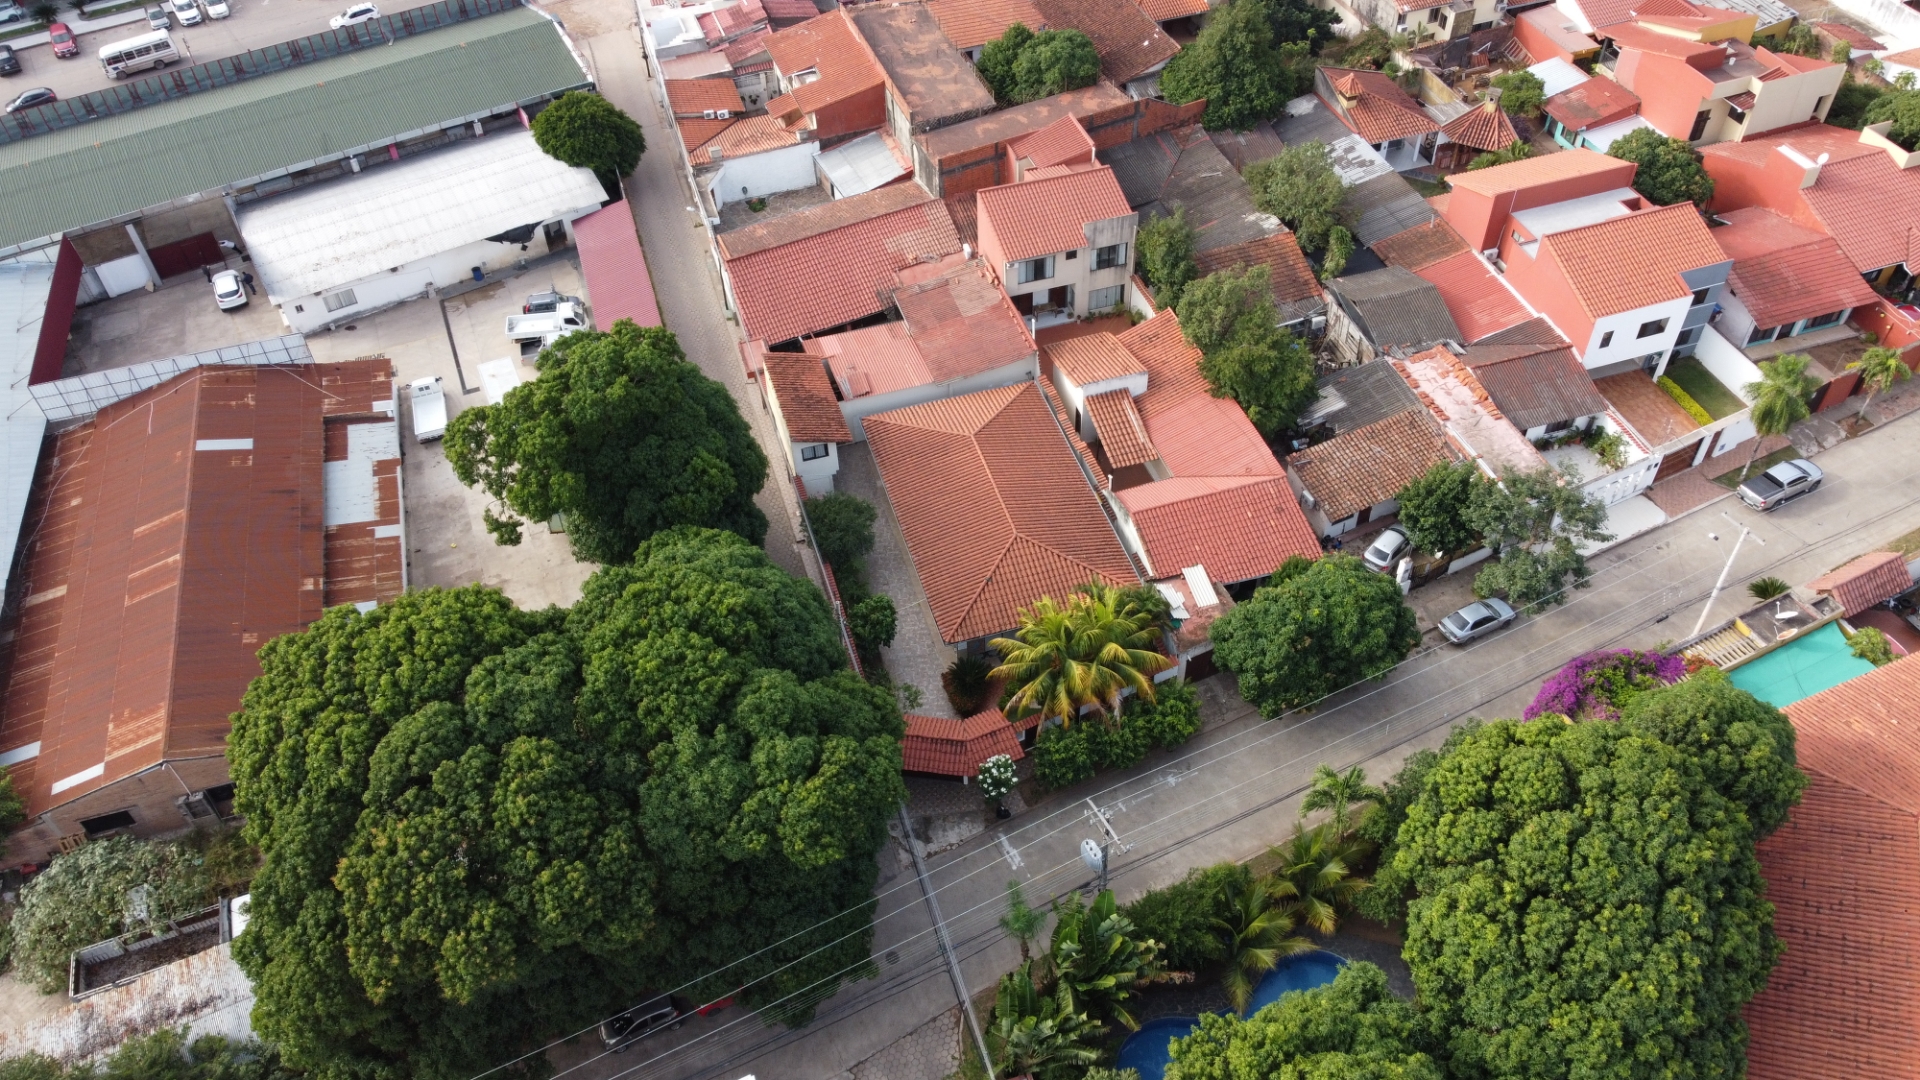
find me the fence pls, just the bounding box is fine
[30,335,313,422]
[68,903,224,1000]
[0,0,524,144]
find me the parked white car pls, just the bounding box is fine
[330,2,378,28]
[170,0,202,26]
[211,269,247,311]
[203,0,230,18]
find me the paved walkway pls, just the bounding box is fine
[837,443,958,717]
[1647,467,1729,518]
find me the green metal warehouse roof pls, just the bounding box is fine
[0,8,589,251]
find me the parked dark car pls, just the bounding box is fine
[600,995,684,1053]
[47,21,79,58]
[4,86,54,113]
[0,44,20,76]
[1737,458,1823,511]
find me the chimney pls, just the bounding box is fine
[1777,144,1821,188]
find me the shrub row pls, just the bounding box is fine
[1029,679,1202,790]
[1657,375,1715,426]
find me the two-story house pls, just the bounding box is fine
[764,10,888,146]
[1335,0,1501,42]
[1598,23,1843,145]
[975,164,1138,320]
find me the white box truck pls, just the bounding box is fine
[409,377,447,443]
[505,301,588,344]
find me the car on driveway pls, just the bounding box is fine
[211,269,248,311]
[169,0,201,24]
[1361,525,1410,572]
[1737,458,1823,511]
[330,2,379,28]
[4,86,54,112]
[145,4,170,28]
[1440,598,1516,645]
[47,21,78,58]
[0,45,19,76]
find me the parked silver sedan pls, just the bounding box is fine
[1440,598,1516,645]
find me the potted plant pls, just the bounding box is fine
[978,754,1016,819]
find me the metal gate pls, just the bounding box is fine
[145,232,223,279]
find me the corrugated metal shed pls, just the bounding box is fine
[816,131,911,198]
[0,262,54,600]
[572,201,663,330]
[0,8,589,252]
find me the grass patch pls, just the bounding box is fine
[0,20,48,42]
[1404,175,1449,198]
[1665,357,1745,420]
[1887,525,1920,560]
[1713,443,1801,489]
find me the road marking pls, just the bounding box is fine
[997,834,1022,871]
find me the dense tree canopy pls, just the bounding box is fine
[1136,209,1199,309]
[1246,143,1350,256]
[229,529,905,1080]
[1863,86,1920,148]
[1467,466,1611,610]
[806,491,877,571]
[530,91,644,197]
[1394,682,1803,1080]
[1393,460,1480,557]
[1487,70,1545,117]
[1177,267,1319,435]
[446,321,769,563]
[1607,128,1715,206]
[977,25,1099,104]
[1211,554,1422,715]
[1162,0,1306,130]
[1168,961,1441,1080]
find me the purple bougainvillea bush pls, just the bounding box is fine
[1524,649,1686,721]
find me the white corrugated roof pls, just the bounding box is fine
[1528,57,1590,99]
[0,260,54,600]
[238,130,605,300]
[817,131,909,198]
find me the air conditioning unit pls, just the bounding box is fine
[1309,314,1327,333]
[710,147,725,161]
[702,109,718,119]
[717,108,731,119]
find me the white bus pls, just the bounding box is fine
[99,30,178,78]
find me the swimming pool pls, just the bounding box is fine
[1112,951,1346,1080]
[1728,622,1876,707]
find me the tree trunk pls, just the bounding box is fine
[1740,431,1764,479]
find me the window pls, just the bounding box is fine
[1748,324,1781,345]
[1803,310,1846,329]
[1636,318,1668,339]
[799,443,829,461]
[1599,330,1615,349]
[1064,249,1077,259]
[322,288,359,312]
[1428,6,1442,20]
[1094,243,1128,270]
[80,810,136,837]
[1544,418,1574,435]
[1689,109,1711,141]
[1675,326,1700,347]
[1088,284,1124,311]
[1015,256,1054,285]
[1690,287,1712,306]
[1727,103,1747,124]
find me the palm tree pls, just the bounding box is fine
[989,587,1172,727]
[1741,354,1821,478]
[1214,879,1313,1013]
[1046,890,1166,1030]
[1299,764,1385,838]
[1747,576,1791,601]
[1848,346,1912,420]
[1000,880,1048,962]
[1266,823,1370,935]
[990,962,1104,1080]
[1468,140,1534,170]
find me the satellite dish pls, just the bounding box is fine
[1080,839,1105,872]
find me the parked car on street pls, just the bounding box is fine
[1361,525,1409,572]
[330,2,379,28]
[47,21,78,57]
[145,4,170,28]
[600,995,683,1053]
[1737,458,1823,511]
[1440,598,1516,645]
[0,45,19,76]
[4,85,54,112]
[211,269,247,311]
[0,3,26,25]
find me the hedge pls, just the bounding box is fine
[1029,679,1203,790]
[1657,376,1714,426]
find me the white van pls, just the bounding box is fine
[99,29,179,78]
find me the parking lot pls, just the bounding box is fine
[62,252,599,610]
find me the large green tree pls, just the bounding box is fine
[1245,142,1350,256]
[229,529,905,1080]
[976,24,1099,104]
[1393,460,1481,557]
[1467,465,1611,610]
[1211,553,1422,715]
[1488,70,1545,117]
[1161,0,1293,131]
[446,321,769,563]
[1167,961,1442,1080]
[990,585,1172,726]
[531,91,645,198]
[1607,127,1715,206]
[1177,266,1319,435]
[1136,209,1199,309]
[1393,685,1804,1080]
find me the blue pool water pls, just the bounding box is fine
[1728,622,1876,707]
[1113,951,1346,1080]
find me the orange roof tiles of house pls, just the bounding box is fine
[1289,408,1456,523]
[1369,218,1471,272]
[1805,551,1914,617]
[901,709,1024,777]
[1192,234,1324,309]
[1697,125,1920,276]
[1746,652,1920,1080]
[721,185,961,344]
[763,9,885,122]
[763,353,854,443]
[1416,250,1534,344]
[926,0,1048,49]
[1544,76,1641,130]
[1031,0,1180,83]
[1448,145,1630,196]
[665,78,745,117]
[1321,67,1439,144]
[1047,332,1146,386]
[677,117,737,155]
[690,113,804,165]
[976,165,1134,262]
[866,382,1137,642]
[1594,369,1698,446]
[1007,115,1097,171]
[1085,389,1157,467]
[1538,203,1726,317]
[1441,99,1521,153]
[819,257,1036,398]
[1394,345,1549,475]
[1714,207,1880,330]
[1134,0,1210,20]
[1814,21,1883,50]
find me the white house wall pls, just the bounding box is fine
[704,142,822,206]
[1050,366,1149,444]
[838,356,1038,440]
[1692,325,1764,404]
[1579,295,1692,372]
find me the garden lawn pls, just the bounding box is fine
[1665,357,1746,420]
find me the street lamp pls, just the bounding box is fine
[1690,512,1767,639]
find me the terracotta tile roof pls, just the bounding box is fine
[1714,207,1879,329]
[944,191,979,249]
[901,709,1025,777]
[1321,67,1439,145]
[1724,90,1758,111]
[1699,123,1874,169]
[1447,146,1628,196]
[1816,21,1884,51]
[1393,345,1549,475]
[1085,389,1157,467]
[1047,332,1146,387]
[1538,204,1726,318]
[572,201,662,330]
[1415,250,1534,344]
[1544,76,1641,130]
[1594,369,1700,446]
[1041,374,1109,487]
[977,165,1134,262]
[1370,218,1471,273]
[690,113,804,165]
[1806,551,1914,617]
[1192,234,1324,310]
[677,117,737,155]
[666,78,746,117]
[1441,100,1521,153]
[763,9,885,121]
[1461,330,1611,431]
[1745,653,1920,1080]
[1798,151,1920,276]
[919,83,1134,159]
[1007,115,1097,171]
[927,0,1048,49]
[724,28,774,65]
[1031,0,1180,83]
[865,382,1137,641]
[821,257,1037,398]
[1288,408,1455,524]
[762,0,818,27]
[1118,308,1210,405]
[764,353,853,442]
[1134,0,1209,19]
[721,186,961,344]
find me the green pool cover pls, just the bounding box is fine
[1728,622,1877,708]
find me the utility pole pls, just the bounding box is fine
[1690,512,1766,640]
[1081,799,1127,893]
